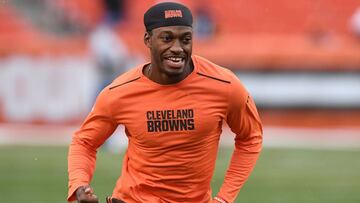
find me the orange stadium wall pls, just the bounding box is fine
[1,56,359,125]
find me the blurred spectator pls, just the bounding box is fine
[350,7,360,39]
[193,3,216,40]
[103,0,125,24]
[89,22,129,93]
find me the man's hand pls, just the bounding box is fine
[213,196,227,203]
[76,185,99,203]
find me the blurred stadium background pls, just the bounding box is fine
[0,0,359,203]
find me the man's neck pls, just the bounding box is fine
[146,61,194,85]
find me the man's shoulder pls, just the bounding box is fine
[108,65,143,90]
[193,55,237,84]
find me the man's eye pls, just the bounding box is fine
[183,37,192,43]
[161,36,172,41]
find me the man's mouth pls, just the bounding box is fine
[164,56,185,69]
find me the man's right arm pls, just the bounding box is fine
[67,89,117,202]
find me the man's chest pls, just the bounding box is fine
[111,87,228,146]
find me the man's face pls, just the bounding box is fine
[145,26,193,77]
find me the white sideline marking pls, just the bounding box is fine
[219,126,360,150]
[0,123,75,146]
[0,124,359,149]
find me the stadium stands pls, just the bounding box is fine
[1,0,359,68]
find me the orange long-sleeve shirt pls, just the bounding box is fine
[68,55,263,203]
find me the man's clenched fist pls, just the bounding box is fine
[76,186,99,203]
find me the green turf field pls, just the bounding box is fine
[0,146,359,203]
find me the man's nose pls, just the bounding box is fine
[170,40,183,53]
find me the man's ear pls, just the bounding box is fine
[144,32,151,48]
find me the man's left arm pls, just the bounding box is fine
[215,80,263,203]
